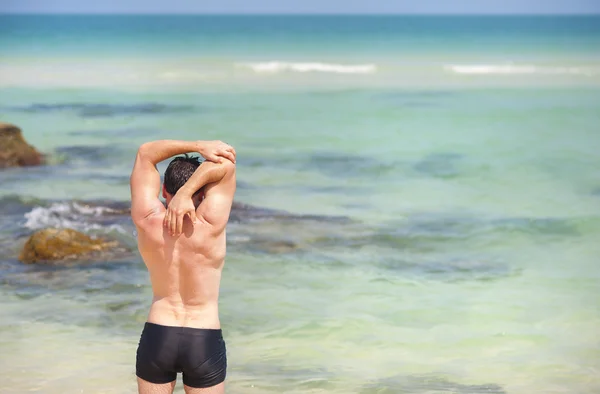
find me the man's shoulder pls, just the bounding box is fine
[132,204,165,229]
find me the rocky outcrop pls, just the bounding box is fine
[19,228,118,264]
[0,122,44,168]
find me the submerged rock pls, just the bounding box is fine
[11,103,194,118]
[229,201,348,223]
[19,228,118,264]
[250,239,299,254]
[413,152,463,178]
[0,122,44,168]
[361,374,505,394]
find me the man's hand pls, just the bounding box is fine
[164,192,197,236]
[198,140,236,164]
[164,141,237,236]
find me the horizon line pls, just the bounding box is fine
[1,12,599,16]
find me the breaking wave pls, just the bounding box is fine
[23,202,130,234]
[445,64,600,76]
[240,61,377,74]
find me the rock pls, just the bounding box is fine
[19,228,118,264]
[252,239,299,254]
[0,122,44,168]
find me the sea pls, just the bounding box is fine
[0,15,599,394]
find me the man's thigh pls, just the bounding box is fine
[137,377,176,394]
[184,382,225,394]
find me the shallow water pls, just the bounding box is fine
[1,15,600,394]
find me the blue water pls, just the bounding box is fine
[0,15,599,394]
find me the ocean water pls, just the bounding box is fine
[0,15,599,394]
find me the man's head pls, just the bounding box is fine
[162,154,203,205]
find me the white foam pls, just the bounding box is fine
[240,61,377,74]
[0,60,376,89]
[229,234,252,243]
[70,202,120,216]
[23,202,127,234]
[445,64,600,76]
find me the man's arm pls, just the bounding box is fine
[130,140,200,224]
[165,160,236,235]
[130,140,236,225]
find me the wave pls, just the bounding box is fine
[3,58,598,89]
[239,62,377,74]
[23,202,130,234]
[445,64,600,76]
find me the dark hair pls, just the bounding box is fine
[163,154,202,195]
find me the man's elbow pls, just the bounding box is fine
[221,159,236,173]
[210,159,235,182]
[137,143,152,159]
[136,143,161,166]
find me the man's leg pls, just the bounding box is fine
[184,382,225,394]
[138,377,176,394]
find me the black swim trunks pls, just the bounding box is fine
[136,322,227,388]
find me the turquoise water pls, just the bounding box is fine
[0,15,599,394]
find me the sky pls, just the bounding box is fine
[1,0,599,15]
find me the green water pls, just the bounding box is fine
[1,87,599,393]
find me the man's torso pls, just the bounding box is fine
[136,211,226,329]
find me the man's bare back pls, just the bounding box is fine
[136,209,225,328]
[129,140,236,394]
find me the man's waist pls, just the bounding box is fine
[148,298,220,329]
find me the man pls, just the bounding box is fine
[129,139,237,394]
